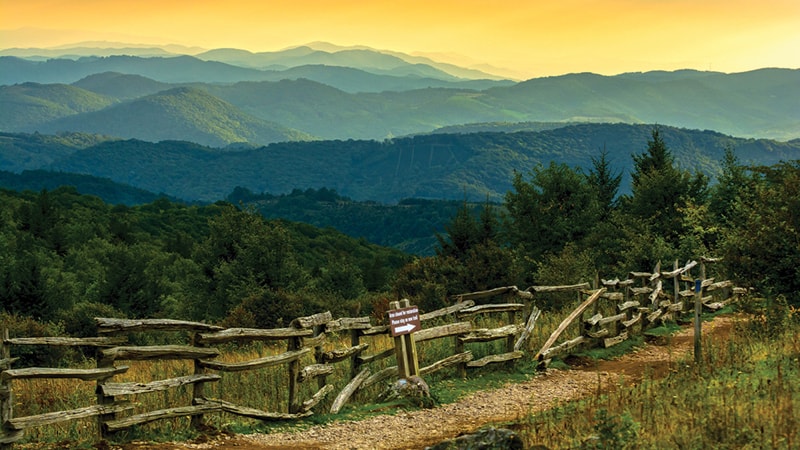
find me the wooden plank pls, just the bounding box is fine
[451,286,533,302]
[466,351,523,368]
[330,368,370,414]
[420,301,475,321]
[357,347,395,365]
[325,317,372,333]
[96,318,222,334]
[361,366,398,389]
[661,260,698,278]
[628,272,652,279]
[450,286,514,301]
[648,280,663,305]
[4,336,127,347]
[584,313,603,327]
[647,309,663,323]
[667,302,684,312]
[601,278,620,287]
[514,306,541,352]
[296,364,335,383]
[598,313,626,327]
[457,303,524,317]
[541,335,587,359]
[604,331,629,348]
[706,280,733,292]
[535,289,605,361]
[301,384,335,413]
[291,311,333,329]
[597,291,624,301]
[321,343,369,364]
[2,365,128,382]
[301,332,327,348]
[618,300,640,312]
[529,283,591,293]
[101,345,219,362]
[195,398,312,421]
[360,325,390,336]
[629,286,653,295]
[586,328,610,339]
[103,403,220,432]
[621,312,642,328]
[419,352,473,376]
[459,325,522,343]
[8,402,132,430]
[197,327,311,344]
[414,322,472,343]
[101,374,220,397]
[200,348,310,372]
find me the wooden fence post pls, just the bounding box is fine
[190,332,206,430]
[1,328,18,449]
[287,335,303,414]
[694,279,703,365]
[349,329,360,384]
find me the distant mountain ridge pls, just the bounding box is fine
[2,67,798,143]
[0,41,512,80]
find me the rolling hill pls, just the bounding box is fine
[4,124,798,203]
[2,57,798,141]
[0,82,117,130]
[32,87,316,147]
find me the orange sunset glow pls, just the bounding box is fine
[2,0,799,78]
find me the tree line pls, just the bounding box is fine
[395,128,800,312]
[1,127,798,350]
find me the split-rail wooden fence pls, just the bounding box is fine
[0,258,743,448]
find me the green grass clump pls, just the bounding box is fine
[515,312,800,449]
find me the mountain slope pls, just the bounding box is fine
[0,82,117,131]
[35,87,316,147]
[29,124,800,203]
[72,72,171,99]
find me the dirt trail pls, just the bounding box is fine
[117,316,737,450]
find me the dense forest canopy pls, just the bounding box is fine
[2,129,798,346]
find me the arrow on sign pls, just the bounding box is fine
[394,323,417,334]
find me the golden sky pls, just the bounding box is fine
[2,0,799,78]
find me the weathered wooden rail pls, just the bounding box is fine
[0,291,541,447]
[534,259,744,367]
[0,259,743,447]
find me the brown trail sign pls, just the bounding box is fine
[388,300,421,379]
[388,305,421,337]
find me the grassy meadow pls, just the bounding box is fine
[515,303,800,449]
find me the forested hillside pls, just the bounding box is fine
[2,124,798,203]
[2,132,798,345]
[0,187,410,335]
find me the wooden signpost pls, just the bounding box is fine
[388,300,421,378]
[694,278,702,364]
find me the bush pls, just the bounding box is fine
[0,312,70,367]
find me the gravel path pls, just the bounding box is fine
[117,316,736,450]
